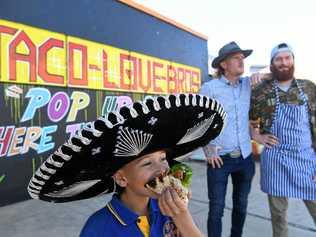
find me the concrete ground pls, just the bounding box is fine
[0,160,315,237]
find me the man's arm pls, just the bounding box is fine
[249,121,278,148]
[199,82,223,168]
[249,73,272,88]
[249,78,279,148]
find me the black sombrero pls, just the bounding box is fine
[28,94,226,202]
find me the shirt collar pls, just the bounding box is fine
[219,75,242,86]
[275,78,297,90]
[107,195,159,226]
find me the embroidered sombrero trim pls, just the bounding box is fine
[45,179,103,198]
[28,94,227,200]
[113,126,153,157]
[27,127,102,199]
[177,114,216,145]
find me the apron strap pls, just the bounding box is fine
[296,80,310,116]
[272,80,281,128]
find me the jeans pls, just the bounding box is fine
[207,154,255,237]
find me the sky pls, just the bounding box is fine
[134,0,316,81]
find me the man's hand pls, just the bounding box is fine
[203,145,223,168]
[250,73,263,87]
[206,156,223,168]
[253,133,279,148]
[250,73,272,87]
[250,121,278,148]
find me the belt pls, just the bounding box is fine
[222,150,241,158]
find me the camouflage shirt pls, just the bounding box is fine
[250,78,316,147]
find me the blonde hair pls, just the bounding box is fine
[213,66,225,78]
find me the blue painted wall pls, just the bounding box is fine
[0,0,209,206]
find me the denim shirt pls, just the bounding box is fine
[199,76,252,158]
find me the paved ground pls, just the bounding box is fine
[0,160,315,237]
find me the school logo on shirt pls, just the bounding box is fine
[163,220,180,237]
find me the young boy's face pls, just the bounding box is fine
[113,150,169,198]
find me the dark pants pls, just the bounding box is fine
[207,154,255,237]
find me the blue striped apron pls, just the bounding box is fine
[260,80,316,200]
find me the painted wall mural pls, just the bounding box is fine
[0,82,146,206]
[1,85,141,158]
[0,19,201,94]
[0,19,201,206]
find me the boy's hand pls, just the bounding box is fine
[158,187,204,237]
[158,187,188,218]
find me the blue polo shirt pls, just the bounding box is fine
[80,195,177,237]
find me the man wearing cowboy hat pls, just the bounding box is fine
[28,94,226,237]
[250,43,316,237]
[200,41,256,237]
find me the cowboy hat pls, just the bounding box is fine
[28,94,226,202]
[212,41,252,68]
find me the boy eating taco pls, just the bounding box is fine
[28,94,226,237]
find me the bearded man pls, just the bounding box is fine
[250,43,316,237]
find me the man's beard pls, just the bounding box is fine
[270,64,295,82]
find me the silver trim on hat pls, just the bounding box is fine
[72,131,92,145]
[45,179,102,198]
[55,147,72,161]
[192,94,197,106]
[46,155,64,168]
[184,94,190,106]
[153,97,161,111]
[177,113,216,145]
[98,115,114,129]
[63,139,81,152]
[113,126,153,157]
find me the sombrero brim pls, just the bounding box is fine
[212,49,253,68]
[28,94,226,203]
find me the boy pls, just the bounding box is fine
[28,93,226,237]
[81,150,201,237]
